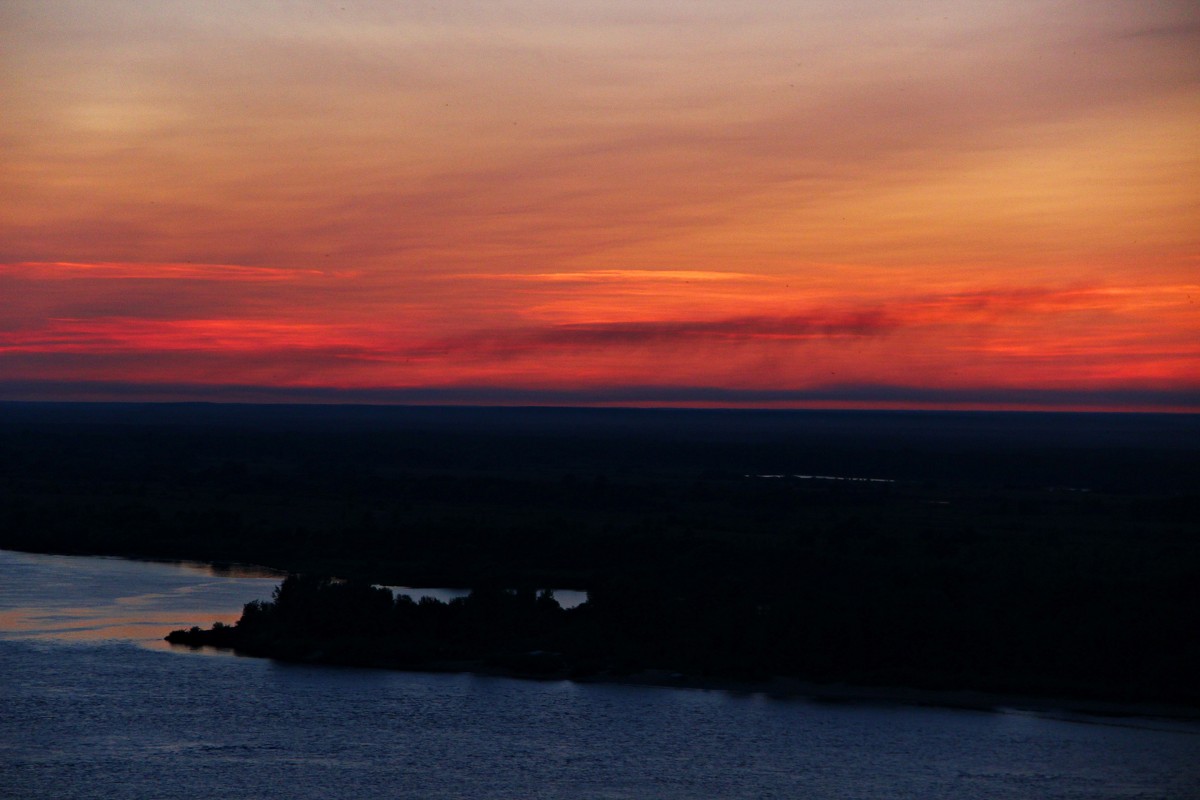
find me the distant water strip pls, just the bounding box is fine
[747,474,895,483]
[379,586,588,609]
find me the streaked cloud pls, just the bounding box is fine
[0,318,361,355]
[0,261,336,281]
[467,270,765,283]
[0,1,1196,408]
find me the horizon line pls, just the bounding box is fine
[1,381,1197,414]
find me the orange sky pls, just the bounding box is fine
[2,2,1198,410]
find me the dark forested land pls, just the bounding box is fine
[3,402,1198,705]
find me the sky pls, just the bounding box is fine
[2,1,1198,410]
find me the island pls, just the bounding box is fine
[166,561,1199,712]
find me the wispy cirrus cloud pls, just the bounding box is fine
[0,276,1194,403]
[406,311,896,360]
[0,260,376,329]
[896,284,1200,325]
[0,308,896,364]
[464,270,765,283]
[2,280,1192,356]
[0,261,341,281]
[0,318,366,354]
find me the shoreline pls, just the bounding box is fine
[164,637,1200,724]
[11,545,1195,724]
[603,672,1200,723]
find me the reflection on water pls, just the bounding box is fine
[385,586,589,609]
[0,550,589,647]
[0,550,280,649]
[2,549,1199,800]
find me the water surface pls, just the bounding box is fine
[2,549,1197,799]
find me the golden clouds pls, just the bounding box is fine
[1,2,1197,407]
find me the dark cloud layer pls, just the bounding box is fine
[410,311,897,358]
[2,380,1196,412]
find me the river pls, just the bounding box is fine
[1,549,1197,799]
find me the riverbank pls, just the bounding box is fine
[607,673,1200,723]
[165,576,1200,725]
[164,630,1200,724]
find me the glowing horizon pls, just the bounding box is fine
[2,2,1197,411]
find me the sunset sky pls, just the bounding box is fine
[2,1,1198,410]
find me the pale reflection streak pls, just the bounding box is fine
[0,550,280,650]
[0,604,242,643]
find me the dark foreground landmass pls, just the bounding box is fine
[3,402,1198,707]
[165,572,1200,719]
